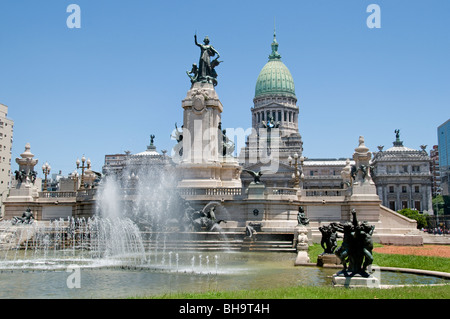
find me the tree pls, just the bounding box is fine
[432,195,450,215]
[397,208,427,229]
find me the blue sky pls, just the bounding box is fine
[0,0,449,176]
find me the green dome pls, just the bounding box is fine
[254,33,296,99]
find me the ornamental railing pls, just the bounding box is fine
[178,188,242,196]
[39,191,77,198]
[304,189,344,197]
[267,187,298,196]
[39,189,97,199]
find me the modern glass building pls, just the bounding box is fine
[438,119,450,196]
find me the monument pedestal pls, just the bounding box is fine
[295,251,310,265]
[294,225,310,265]
[177,82,242,189]
[332,271,380,288]
[317,253,341,267]
[345,136,382,222]
[246,183,266,200]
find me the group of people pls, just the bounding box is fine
[422,227,449,235]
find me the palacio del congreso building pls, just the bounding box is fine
[2,32,433,248]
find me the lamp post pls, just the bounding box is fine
[288,153,304,189]
[71,170,79,191]
[42,162,51,191]
[76,156,91,189]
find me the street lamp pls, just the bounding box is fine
[42,162,51,191]
[288,153,304,188]
[76,156,91,189]
[71,170,79,191]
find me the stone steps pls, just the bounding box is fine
[242,239,296,252]
[144,240,243,251]
[0,227,298,253]
[144,239,296,252]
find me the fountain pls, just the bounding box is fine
[0,172,447,298]
[0,35,448,299]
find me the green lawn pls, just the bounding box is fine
[139,284,450,299]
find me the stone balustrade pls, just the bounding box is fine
[304,189,344,197]
[38,187,347,200]
[39,191,77,198]
[39,189,97,200]
[267,187,298,196]
[178,187,242,196]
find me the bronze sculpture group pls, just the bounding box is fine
[14,170,37,184]
[187,34,222,86]
[319,209,375,276]
[182,201,226,232]
[319,224,339,254]
[12,208,34,225]
[218,122,235,157]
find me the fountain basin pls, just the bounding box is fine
[0,250,448,299]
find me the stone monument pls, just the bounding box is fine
[177,34,241,189]
[243,169,266,199]
[15,143,38,189]
[3,143,41,219]
[294,206,311,265]
[347,136,381,223]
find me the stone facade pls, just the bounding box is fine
[372,133,433,214]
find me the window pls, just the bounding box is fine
[414,186,420,193]
[402,186,407,193]
[412,166,420,172]
[278,111,282,122]
[402,201,408,209]
[389,201,396,211]
[257,113,260,123]
[387,165,396,173]
[284,111,287,122]
[414,201,421,211]
[402,165,409,173]
[389,186,395,193]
